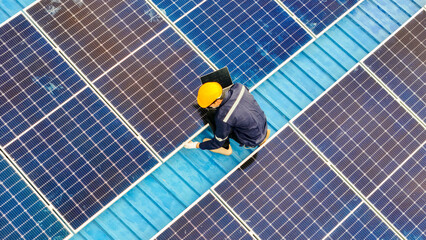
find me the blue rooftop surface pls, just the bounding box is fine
[0,0,33,23]
[0,0,425,240]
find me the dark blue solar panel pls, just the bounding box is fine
[0,153,69,240]
[5,87,159,229]
[280,0,359,34]
[215,126,361,239]
[294,66,426,196]
[328,204,398,240]
[0,14,86,146]
[94,27,212,158]
[156,192,254,240]
[369,146,425,240]
[364,11,426,121]
[27,0,169,80]
[168,0,312,88]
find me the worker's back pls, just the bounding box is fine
[216,83,267,147]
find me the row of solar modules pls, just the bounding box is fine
[2,0,363,159]
[0,15,161,237]
[0,0,362,238]
[155,11,425,240]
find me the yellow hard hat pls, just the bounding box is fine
[197,82,223,108]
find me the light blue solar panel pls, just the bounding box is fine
[0,14,86,146]
[163,0,312,87]
[0,154,69,240]
[156,192,254,239]
[293,66,426,196]
[369,145,425,239]
[279,0,359,34]
[27,0,170,80]
[5,87,159,229]
[327,203,398,240]
[364,11,426,121]
[215,126,362,239]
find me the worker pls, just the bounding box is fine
[184,82,270,155]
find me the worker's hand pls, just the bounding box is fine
[184,141,199,149]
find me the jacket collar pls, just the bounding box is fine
[219,85,234,107]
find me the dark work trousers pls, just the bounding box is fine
[205,109,239,149]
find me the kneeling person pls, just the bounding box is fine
[184,82,270,155]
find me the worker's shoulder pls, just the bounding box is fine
[230,83,250,94]
[231,83,245,89]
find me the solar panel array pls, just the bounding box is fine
[27,0,169,80]
[279,0,359,34]
[1,0,422,239]
[0,153,69,240]
[156,192,254,240]
[0,14,86,146]
[93,27,212,158]
[5,87,159,229]
[364,11,426,121]
[161,0,313,87]
[209,68,424,239]
[327,203,399,240]
[28,0,213,158]
[215,126,366,239]
[157,12,425,238]
[294,66,425,197]
[361,15,426,238]
[369,146,425,239]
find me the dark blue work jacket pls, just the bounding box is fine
[199,83,267,150]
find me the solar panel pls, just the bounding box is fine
[150,0,205,23]
[0,14,86,146]
[27,0,169,80]
[5,87,159,229]
[161,0,312,87]
[364,11,426,121]
[0,153,69,240]
[155,192,254,240]
[293,66,426,197]
[214,126,363,239]
[94,27,212,158]
[279,0,359,34]
[327,203,398,239]
[368,145,425,239]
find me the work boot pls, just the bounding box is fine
[259,129,270,146]
[203,139,232,156]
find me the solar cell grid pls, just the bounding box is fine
[279,0,359,34]
[0,14,86,146]
[368,145,425,240]
[327,203,398,240]
[94,27,212,158]
[5,87,159,229]
[0,153,69,240]
[170,0,312,87]
[364,11,426,121]
[156,192,254,240]
[293,66,426,197]
[27,0,170,80]
[214,126,361,240]
[151,0,205,22]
